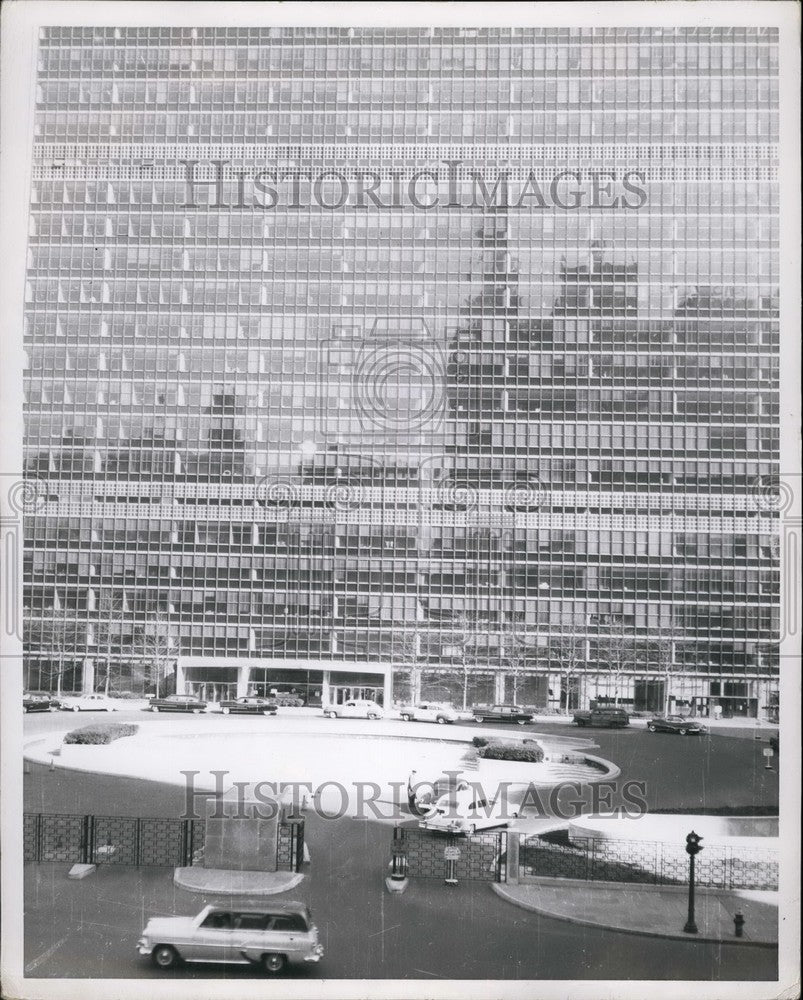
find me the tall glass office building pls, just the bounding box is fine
[23,26,779,718]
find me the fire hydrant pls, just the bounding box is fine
[734,912,745,938]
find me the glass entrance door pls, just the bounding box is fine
[331,685,384,705]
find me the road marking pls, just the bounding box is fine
[411,968,444,978]
[368,923,402,938]
[25,935,69,973]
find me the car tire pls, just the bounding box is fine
[436,716,446,724]
[575,719,585,727]
[648,724,657,732]
[368,713,380,720]
[475,716,484,723]
[221,707,230,715]
[151,706,159,713]
[72,705,80,712]
[678,728,688,736]
[326,710,337,719]
[151,944,179,969]
[263,710,273,716]
[262,953,286,974]
[192,708,201,714]
[48,706,57,712]
[401,713,412,722]
[517,719,527,726]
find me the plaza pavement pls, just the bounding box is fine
[494,880,778,946]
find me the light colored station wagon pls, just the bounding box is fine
[137,902,323,974]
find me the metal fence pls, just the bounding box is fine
[24,813,304,872]
[391,825,504,882]
[520,835,779,891]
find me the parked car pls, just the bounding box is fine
[322,699,384,720]
[647,714,706,735]
[23,691,58,713]
[398,702,459,725]
[148,694,208,714]
[472,704,534,726]
[219,696,278,716]
[418,780,519,835]
[572,707,630,728]
[59,692,119,713]
[137,902,323,974]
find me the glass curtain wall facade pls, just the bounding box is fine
[23,27,779,717]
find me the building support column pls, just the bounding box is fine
[410,665,422,703]
[237,664,251,697]
[175,659,185,695]
[506,832,520,884]
[321,671,331,706]
[383,669,392,708]
[494,671,506,703]
[81,657,95,694]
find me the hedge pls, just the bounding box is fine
[478,743,544,763]
[64,723,139,745]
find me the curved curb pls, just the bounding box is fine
[173,867,304,895]
[491,882,778,949]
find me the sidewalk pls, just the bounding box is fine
[494,878,778,946]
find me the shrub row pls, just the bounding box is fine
[64,723,139,745]
[478,743,544,763]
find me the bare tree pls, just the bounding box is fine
[502,625,541,706]
[92,590,127,695]
[652,635,676,715]
[29,604,84,695]
[448,610,489,710]
[596,627,675,712]
[595,629,643,706]
[547,630,587,711]
[388,628,420,705]
[139,609,178,697]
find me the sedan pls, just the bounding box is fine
[219,696,278,716]
[23,691,58,713]
[647,714,706,735]
[323,699,384,720]
[398,702,459,724]
[59,693,119,712]
[149,694,208,714]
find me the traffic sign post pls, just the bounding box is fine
[763,747,774,769]
[444,842,460,885]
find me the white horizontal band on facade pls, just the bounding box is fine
[27,167,780,182]
[27,504,779,535]
[28,480,781,510]
[31,143,778,162]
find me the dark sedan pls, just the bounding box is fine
[647,714,706,735]
[23,691,58,713]
[149,694,208,713]
[219,697,278,716]
[471,703,534,725]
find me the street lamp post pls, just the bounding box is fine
[683,830,704,934]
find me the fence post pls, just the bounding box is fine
[135,818,142,867]
[180,819,189,867]
[296,820,305,872]
[82,815,94,865]
[36,813,43,863]
[505,831,518,884]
